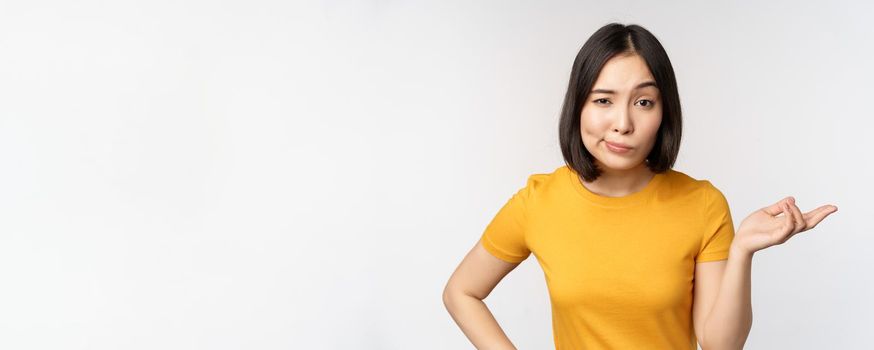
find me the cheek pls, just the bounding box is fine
[644,115,663,137]
[579,110,607,137]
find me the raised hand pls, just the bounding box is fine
[732,196,838,255]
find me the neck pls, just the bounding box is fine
[581,162,657,198]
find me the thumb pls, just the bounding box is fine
[762,196,793,217]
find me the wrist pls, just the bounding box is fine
[730,242,754,259]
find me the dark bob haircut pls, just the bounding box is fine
[559,23,682,182]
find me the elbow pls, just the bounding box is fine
[443,286,484,309]
[443,288,467,315]
[700,325,750,350]
[699,337,748,350]
[700,344,744,350]
[443,285,462,307]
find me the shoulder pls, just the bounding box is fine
[661,168,727,199]
[666,170,732,222]
[516,164,569,189]
[654,169,731,218]
[511,165,571,203]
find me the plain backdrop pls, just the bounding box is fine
[0,0,871,349]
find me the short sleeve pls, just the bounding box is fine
[696,183,735,263]
[479,176,537,263]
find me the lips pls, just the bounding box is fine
[605,141,632,150]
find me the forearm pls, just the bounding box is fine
[443,291,518,350]
[703,244,754,350]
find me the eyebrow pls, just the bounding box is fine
[590,81,658,94]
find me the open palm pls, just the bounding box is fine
[734,196,838,254]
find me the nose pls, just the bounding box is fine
[612,106,633,135]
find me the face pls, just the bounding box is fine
[580,53,662,174]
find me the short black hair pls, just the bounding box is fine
[558,23,682,182]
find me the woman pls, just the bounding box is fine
[442,23,838,349]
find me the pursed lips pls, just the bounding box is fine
[605,140,633,149]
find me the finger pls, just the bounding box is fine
[787,197,806,234]
[780,201,795,239]
[802,205,837,222]
[763,197,792,216]
[803,204,838,230]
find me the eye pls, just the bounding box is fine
[593,98,611,105]
[636,99,654,107]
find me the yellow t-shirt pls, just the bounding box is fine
[480,165,735,349]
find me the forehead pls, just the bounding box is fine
[592,53,657,89]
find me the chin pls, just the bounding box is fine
[595,156,646,171]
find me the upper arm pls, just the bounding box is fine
[444,174,540,300]
[693,183,734,347]
[692,259,728,348]
[477,176,537,264]
[443,240,521,301]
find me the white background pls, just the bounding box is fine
[0,0,871,349]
